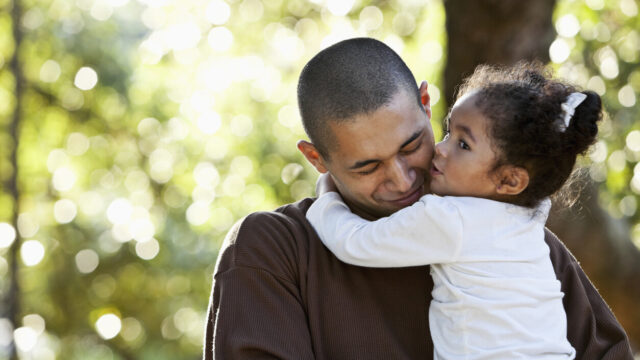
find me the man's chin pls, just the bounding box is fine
[384,185,424,209]
[421,184,431,196]
[340,184,425,219]
[422,175,431,195]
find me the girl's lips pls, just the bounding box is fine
[430,164,443,176]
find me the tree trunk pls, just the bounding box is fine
[6,0,23,359]
[444,0,556,105]
[444,0,639,351]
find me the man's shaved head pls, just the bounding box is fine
[297,38,421,159]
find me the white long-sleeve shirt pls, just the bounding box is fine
[307,192,576,360]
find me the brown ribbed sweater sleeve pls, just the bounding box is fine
[545,229,634,359]
[204,210,316,360]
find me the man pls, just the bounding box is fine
[203,38,632,359]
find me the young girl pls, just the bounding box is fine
[306,63,602,359]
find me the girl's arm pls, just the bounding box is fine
[306,192,464,267]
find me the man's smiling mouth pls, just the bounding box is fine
[387,184,424,207]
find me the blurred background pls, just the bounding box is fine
[0,0,638,358]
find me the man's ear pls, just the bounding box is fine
[493,165,529,196]
[419,80,432,120]
[297,140,329,173]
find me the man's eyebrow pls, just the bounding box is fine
[400,130,422,149]
[455,124,476,143]
[348,130,423,170]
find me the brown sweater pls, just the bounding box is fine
[203,198,633,359]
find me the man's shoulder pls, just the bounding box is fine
[543,227,578,275]
[236,197,315,244]
[214,198,317,278]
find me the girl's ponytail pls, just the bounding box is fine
[563,90,602,155]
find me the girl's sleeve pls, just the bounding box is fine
[306,192,464,267]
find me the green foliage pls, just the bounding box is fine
[553,0,640,223]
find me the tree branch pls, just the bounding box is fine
[6,0,23,359]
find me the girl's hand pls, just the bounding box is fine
[316,173,338,196]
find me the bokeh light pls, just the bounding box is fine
[586,0,605,11]
[107,198,133,225]
[627,131,640,152]
[20,240,45,267]
[587,76,606,95]
[54,199,78,224]
[360,6,383,31]
[193,162,220,190]
[618,85,636,107]
[74,67,99,91]
[207,27,234,52]
[167,22,201,51]
[0,223,16,249]
[52,167,77,192]
[206,0,231,25]
[0,318,13,347]
[555,14,580,37]
[596,47,619,79]
[75,249,100,274]
[22,314,45,336]
[186,201,210,226]
[620,0,638,16]
[328,0,355,16]
[550,38,571,63]
[239,0,264,22]
[590,141,608,163]
[13,327,37,352]
[135,238,160,260]
[121,317,143,342]
[39,60,61,83]
[66,133,90,156]
[230,115,253,137]
[95,314,122,340]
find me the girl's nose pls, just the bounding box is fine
[435,140,446,157]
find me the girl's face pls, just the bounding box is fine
[429,92,500,198]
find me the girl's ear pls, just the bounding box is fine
[493,165,529,195]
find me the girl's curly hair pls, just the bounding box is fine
[455,62,602,208]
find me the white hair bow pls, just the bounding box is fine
[558,92,587,132]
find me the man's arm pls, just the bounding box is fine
[545,229,634,359]
[203,212,315,360]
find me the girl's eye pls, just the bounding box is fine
[443,132,450,141]
[458,140,470,150]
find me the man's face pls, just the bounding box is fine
[322,90,434,219]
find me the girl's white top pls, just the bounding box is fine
[307,192,576,360]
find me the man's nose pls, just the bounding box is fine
[386,158,414,193]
